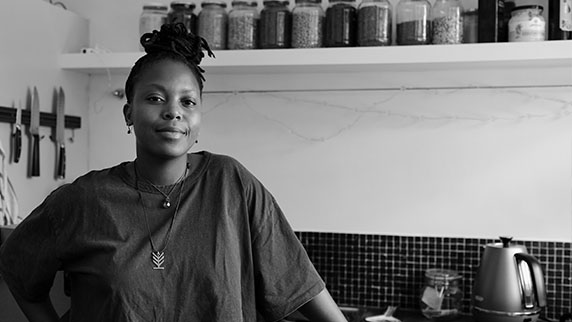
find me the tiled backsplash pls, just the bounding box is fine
[295,232,572,321]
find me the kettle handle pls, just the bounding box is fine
[514,253,547,307]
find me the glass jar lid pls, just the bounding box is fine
[294,0,321,4]
[202,0,227,7]
[512,4,543,13]
[425,268,461,282]
[231,0,258,6]
[143,2,169,10]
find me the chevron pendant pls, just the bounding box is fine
[152,251,165,270]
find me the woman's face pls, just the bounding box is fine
[123,59,201,161]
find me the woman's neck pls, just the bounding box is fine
[134,155,189,186]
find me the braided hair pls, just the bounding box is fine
[125,23,215,104]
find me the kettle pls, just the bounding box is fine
[473,236,546,322]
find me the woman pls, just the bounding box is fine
[0,24,347,322]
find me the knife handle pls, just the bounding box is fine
[57,144,66,179]
[31,134,40,177]
[13,126,21,163]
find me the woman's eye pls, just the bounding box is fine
[147,95,164,103]
[181,99,196,107]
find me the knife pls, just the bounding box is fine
[12,101,22,163]
[30,86,40,177]
[55,87,66,179]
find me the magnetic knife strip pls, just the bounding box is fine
[0,106,81,129]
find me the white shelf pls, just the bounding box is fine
[59,41,572,92]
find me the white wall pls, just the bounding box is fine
[66,0,571,242]
[0,0,90,220]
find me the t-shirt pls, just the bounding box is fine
[0,152,325,322]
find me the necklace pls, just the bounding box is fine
[134,162,189,270]
[138,165,188,208]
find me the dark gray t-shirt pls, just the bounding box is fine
[0,152,325,322]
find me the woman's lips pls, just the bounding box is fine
[156,126,187,139]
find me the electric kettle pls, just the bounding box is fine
[473,236,546,322]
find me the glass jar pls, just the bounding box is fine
[357,0,392,46]
[259,0,292,48]
[198,0,228,50]
[508,5,546,42]
[168,1,198,34]
[140,3,169,50]
[462,7,478,43]
[325,0,357,47]
[432,0,463,44]
[228,0,260,49]
[420,269,463,321]
[396,0,432,45]
[291,0,325,48]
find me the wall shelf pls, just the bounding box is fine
[59,41,572,92]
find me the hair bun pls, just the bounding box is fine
[140,23,214,68]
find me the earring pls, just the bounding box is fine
[127,125,132,134]
[195,139,199,144]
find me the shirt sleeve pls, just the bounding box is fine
[248,182,326,322]
[0,190,62,302]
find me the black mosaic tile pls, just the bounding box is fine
[295,232,572,322]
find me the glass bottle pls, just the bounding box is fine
[168,1,198,34]
[432,0,463,44]
[420,269,463,321]
[228,0,260,49]
[259,0,292,48]
[396,0,432,45]
[324,0,357,47]
[291,0,325,48]
[357,0,392,46]
[548,0,572,40]
[139,3,169,50]
[198,0,228,50]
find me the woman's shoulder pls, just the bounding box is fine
[54,162,131,196]
[201,151,252,175]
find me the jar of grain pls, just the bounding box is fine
[198,0,228,50]
[260,0,292,48]
[396,0,432,45]
[139,3,169,50]
[228,0,260,49]
[357,0,392,46]
[324,0,358,47]
[432,0,463,44]
[291,0,325,48]
[168,1,198,34]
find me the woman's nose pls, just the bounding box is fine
[162,101,183,120]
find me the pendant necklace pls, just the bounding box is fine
[134,161,189,270]
[139,169,187,209]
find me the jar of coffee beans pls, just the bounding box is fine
[325,0,358,47]
[396,0,432,45]
[198,0,228,50]
[357,0,392,46]
[168,1,198,34]
[432,0,463,44]
[228,0,259,49]
[260,0,292,48]
[291,0,325,48]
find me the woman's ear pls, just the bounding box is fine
[123,103,132,125]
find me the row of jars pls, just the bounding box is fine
[140,0,473,50]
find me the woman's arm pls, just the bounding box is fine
[297,288,348,322]
[10,290,60,322]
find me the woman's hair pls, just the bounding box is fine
[125,23,215,103]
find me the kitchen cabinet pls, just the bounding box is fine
[60,41,572,92]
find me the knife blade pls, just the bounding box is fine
[30,86,40,177]
[56,87,66,179]
[12,101,22,163]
